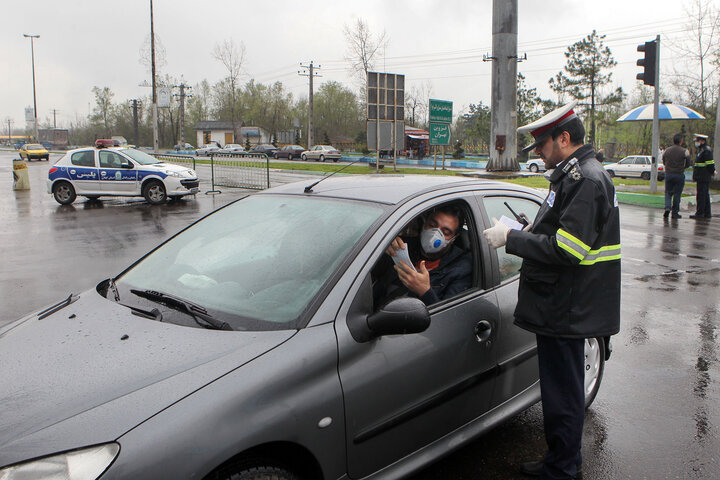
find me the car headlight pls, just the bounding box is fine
[163,170,183,177]
[0,443,119,480]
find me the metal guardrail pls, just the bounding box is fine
[152,153,196,170]
[209,152,270,191]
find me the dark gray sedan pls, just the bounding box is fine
[0,176,608,479]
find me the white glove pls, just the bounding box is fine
[483,217,510,248]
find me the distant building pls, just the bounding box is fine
[38,128,69,147]
[194,121,270,147]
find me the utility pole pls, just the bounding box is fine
[173,81,193,145]
[299,61,321,148]
[23,34,40,142]
[128,99,142,147]
[150,0,158,152]
[51,109,58,129]
[7,118,13,144]
[486,0,519,171]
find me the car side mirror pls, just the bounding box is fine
[367,297,430,337]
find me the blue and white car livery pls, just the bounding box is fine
[47,144,198,205]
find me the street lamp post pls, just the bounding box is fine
[23,34,40,142]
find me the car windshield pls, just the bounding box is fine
[115,195,385,330]
[26,144,43,149]
[119,148,161,165]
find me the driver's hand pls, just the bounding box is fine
[385,237,406,257]
[394,260,431,297]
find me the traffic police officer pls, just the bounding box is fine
[483,101,621,479]
[690,133,715,219]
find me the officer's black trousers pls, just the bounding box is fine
[695,181,712,217]
[537,335,585,480]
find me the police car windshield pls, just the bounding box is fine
[120,148,162,165]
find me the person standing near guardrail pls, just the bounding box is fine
[690,133,715,219]
[662,134,690,219]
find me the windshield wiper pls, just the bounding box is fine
[130,289,233,331]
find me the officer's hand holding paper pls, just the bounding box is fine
[483,216,523,248]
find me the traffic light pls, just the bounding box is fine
[637,40,657,86]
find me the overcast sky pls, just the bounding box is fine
[2,0,712,131]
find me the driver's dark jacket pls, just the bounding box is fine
[505,145,621,338]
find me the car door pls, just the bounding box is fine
[66,149,101,193]
[99,150,138,194]
[475,193,542,409]
[336,194,501,478]
[615,156,633,176]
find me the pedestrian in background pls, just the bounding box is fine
[483,101,621,480]
[690,133,715,219]
[662,134,690,219]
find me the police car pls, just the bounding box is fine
[47,140,199,205]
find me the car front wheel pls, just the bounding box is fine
[143,180,167,205]
[301,154,307,161]
[529,164,539,173]
[584,337,605,409]
[607,169,615,178]
[53,182,76,205]
[319,154,325,162]
[218,465,300,480]
[287,153,293,160]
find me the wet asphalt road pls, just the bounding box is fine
[2,151,719,479]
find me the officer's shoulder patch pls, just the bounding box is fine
[547,190,556,207]
[568,165,582,181]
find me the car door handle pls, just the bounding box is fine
[474,321,492,343]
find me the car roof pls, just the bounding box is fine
[261,174,539,205]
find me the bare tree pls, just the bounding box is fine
[667,0,720,115]
[343,18,388,90]
[213,39,246,141]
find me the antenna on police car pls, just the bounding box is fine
[303,157,366,193]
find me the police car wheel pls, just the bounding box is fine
[53,182,76,205]
[529,164,539,173]
[584,337,605,409]
[143,180,167,205]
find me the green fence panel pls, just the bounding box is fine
[210,153,270,190]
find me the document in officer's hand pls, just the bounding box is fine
[499,215,524,231]
[391,246,417,272]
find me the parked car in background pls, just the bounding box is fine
[301,145,342,162]
[196,143,221,156]
[174,142,194,151]
[216,144,246,154]
[18,143,50,161]
[604,155,664,180]
[274,144,306,160]
[0,175,608,480]
[525,158,546,173]
[248,144,279,157]
[47,140,198,205]
[40,141,53,149]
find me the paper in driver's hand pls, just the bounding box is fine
[499,215,524,231]
[391,245,417,272]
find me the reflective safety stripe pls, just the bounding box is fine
[556,229,591,260]
[579,244,621,265]
[695,160,715,167]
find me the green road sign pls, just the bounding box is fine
[429,99,453,124]
[429,122,451,146]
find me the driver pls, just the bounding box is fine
[383,205,472,305]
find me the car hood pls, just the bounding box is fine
[150,162,195,176]
[0,291,295,467]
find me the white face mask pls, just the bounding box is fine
[421,227,450,254]
[695,141,702,148]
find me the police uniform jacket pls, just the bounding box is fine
[693,145,715,182]
[505,144,621,338]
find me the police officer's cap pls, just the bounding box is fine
[517,101,579,152]
[694,133,708,140]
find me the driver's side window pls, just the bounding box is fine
[369,200,478,309]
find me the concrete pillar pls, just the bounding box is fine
[487,0,518,171]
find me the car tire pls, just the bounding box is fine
[607,169,615,178]
[641,171,650,180]
[287,153,293,160]
[320,155,325,162]
[142,180,167,205]
[219,465,300,480]
[301,154,307,161]
[53,181,76,205]
[529,164,539,173]
[44,156,49,161]
[333,157,339,162]
[584,337,605,409]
